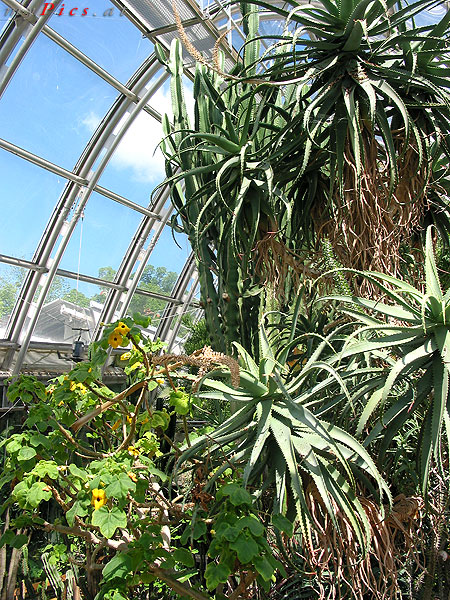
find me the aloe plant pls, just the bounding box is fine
[157,1,450,358]
[230,0,450,275]
[175,297,390,551]
[155,12,312,354]
[322,226,450,493]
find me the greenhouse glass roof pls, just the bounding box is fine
[0,0,244,399]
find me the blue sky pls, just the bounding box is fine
[0,0,192,297]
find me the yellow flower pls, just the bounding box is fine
[115,322,130,336]
[128,446,140,457]
[88,367,92,373]
[91,488,107,510]
[126,414,134,424]
[69,381,77,392]
[108,332,123,348]
[127,471,138,483]
[77,383,87,394]
[120,352,131,361]
[155,377,165,385]
[111,419,121,431]
[57,400,64,407]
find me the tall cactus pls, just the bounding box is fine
[156,13,301,355]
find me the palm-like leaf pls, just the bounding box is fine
[321,226,450,493]
[175,317,390,551]
[226,0,450,275]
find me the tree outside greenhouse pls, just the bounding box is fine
[3,1,450,600]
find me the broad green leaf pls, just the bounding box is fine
[66,500,89,526]
[0,530,27,548]
[272,513,294,537]
[69,464,88,480]
[219,483,252,506]
[17,447,36,462]
[102,553,133,581]
[205,562,230,590]
[238,515,264,537]
[173,547,195,567]
[105,473,136,501]
[253,555,275,581]
[92,506,127,538]
[31,460,58,480]
[27,482,52,508]
[230,532,259,563]
[169,389,190,415]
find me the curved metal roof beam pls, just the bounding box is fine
[3,54,167,373]
[155,253,198,352]
[0,0,62,98]
[0,0,242,373]
[10,70,169,375]
[94,185,174,339]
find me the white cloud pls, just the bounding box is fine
[82,85,195,184]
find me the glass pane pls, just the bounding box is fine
[57,191,143,277]
[47,0,153,83]
[0,263,28,338]
[0,148,67,261]
[140,225,191,280]
[0,2,13,36]
[0,30,117,169]
[127,296,167,330]
[95,78,194,204]
[31,277,105,344]
[94,107,167,204]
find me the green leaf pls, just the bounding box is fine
[253,555,274,581]
[66,500,89,526]
[238,516,264,537]
[17,447,36,462]
[221,525,240,542]
[230,532,259,563]
[27,482,52,508]
[29,433,51,449]
[0,530,28,550]
[356,388,383,437]
[173,547,195,567]
[425,225,443,300]
[105,473,136,501]
[381,338,436,403]
[147,465,167,482]
[31,460,58,480]
[272,513,294,537]
[10,534,28,549]
[92,507,127,538]
[102,553,133,581]
[169,389,190,415]
[218,483,252,506]
[193,520,207,540]
[132,312,151,328]
[205,562,230,590]
[69,464,88,480]
[150,410,171,430]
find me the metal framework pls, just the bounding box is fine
[0,0,245,395]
